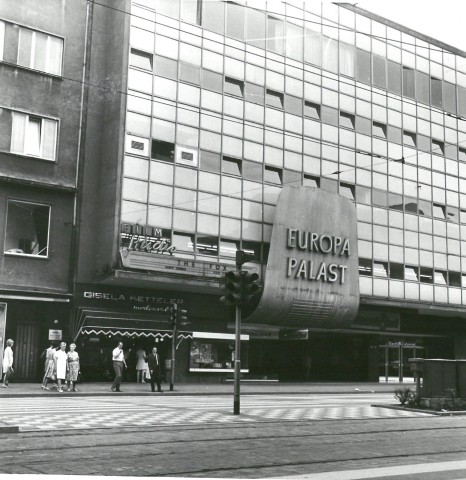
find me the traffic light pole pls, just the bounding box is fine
[233,263,241,415]
[170,321,176,391]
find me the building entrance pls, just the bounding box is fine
[379,341,425,383]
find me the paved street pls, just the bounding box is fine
[0,393,429,431]
[2,391,466,478]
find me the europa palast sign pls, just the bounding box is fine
[245,186,359,328]
[286,229,350,284]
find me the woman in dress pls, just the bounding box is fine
[135,347,147,383]
[41,343,56,390]
[54,341,67,392]
[2,339,14,388]
[66,343,80,392]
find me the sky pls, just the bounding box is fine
[345,0,466,52]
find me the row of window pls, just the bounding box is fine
[131,1,466,118]
[359,258,465,287]
[127,133,466,226]
[0,20,63,76]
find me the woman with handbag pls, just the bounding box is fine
[66,343,80,392]
[2,339,14,388]
[41,343,56,390]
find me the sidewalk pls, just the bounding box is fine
[0,380,411,397]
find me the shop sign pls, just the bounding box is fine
[245,186,359,328]
[81,290,183,313]
[121,223,176,255]
[48,329,62,341]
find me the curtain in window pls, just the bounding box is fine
[42,119,57,160]
[34,32,48,72]
[459,86,466,117]
[25,117,41,156]
[10,111,26,154]
[0,21,5,61]
[339,42,354,77]
[443,82,457,114]
[356,48,371,84]
[17,28,33,68]
[33,206,49,256]
[286,23,303,62]
[48,36,63,75]
[304,28,321,66]
[155,0,180,19]
[226,2,244,41]
[322,37,338,73]
[202,0,224,35]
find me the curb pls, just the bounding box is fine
[372,403,466,416]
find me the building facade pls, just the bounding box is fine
[4,0,466,383]
[0,0,90,380]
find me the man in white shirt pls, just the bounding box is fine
[111,341,126,392]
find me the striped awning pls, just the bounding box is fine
[80,328,192,339]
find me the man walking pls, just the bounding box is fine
[147,347,163,393]
[111,341,126,392]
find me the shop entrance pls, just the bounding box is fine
[379,341,425,383]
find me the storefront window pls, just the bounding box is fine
[189,333,249,372]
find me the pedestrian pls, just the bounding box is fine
[111,341,126,392]
[54,341,68,392]
[41,342,56,390]
[147,346,163,393]
[66,343,80,392]
[2,339,14,388]
[135,346,147,383]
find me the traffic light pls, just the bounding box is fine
[220,270,243,305]
[169,304,177,328]
[241,271,262,304]
[177,307,188,327]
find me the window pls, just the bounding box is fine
[356,49,371,84]
[179,63,200,84]
[151,140,174,162]
[448,271,461,287]
[419,267,433,283]
[339,112,355,129]
[403,130,416,147]
[5,200,50,257]
[339,42,354,77]
[459,148,466,162]
[358,258,372,276]
[266,89,284,109]
[225,77,244,97]
[196,236,218,257]
[339,182,355,200]
[303,175,319,188]
[372,55,386,89]
[202,70,223,93]
[181,0,202,25]
[245,8,265,49]
[226,2,244,41]
[432,204,446,219]
[404,265,419,281]
[416,71,430,105]
[431,77,443,109]
[1,111,58,161]
[387,61,402,95]
[129,49,153,70]
[432,139,444,156]
[304,101,320,119]
[154,56,178,79]
[402,67,415,99]
[15,26,63,75]
[264,166,282,185]
[373,262,388,277]
[222,156,242,176]
[172,232,195,252]
[267,15,284,55]
[245,84,264,105]
[372,122,387,138]
[285,95,303,115]
[286,23,304,62]
[389,263,404,280]
[434,270,447,285]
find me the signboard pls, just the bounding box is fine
[246,185,359,328]
[120,250,259,279]
[48,329,62,341]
